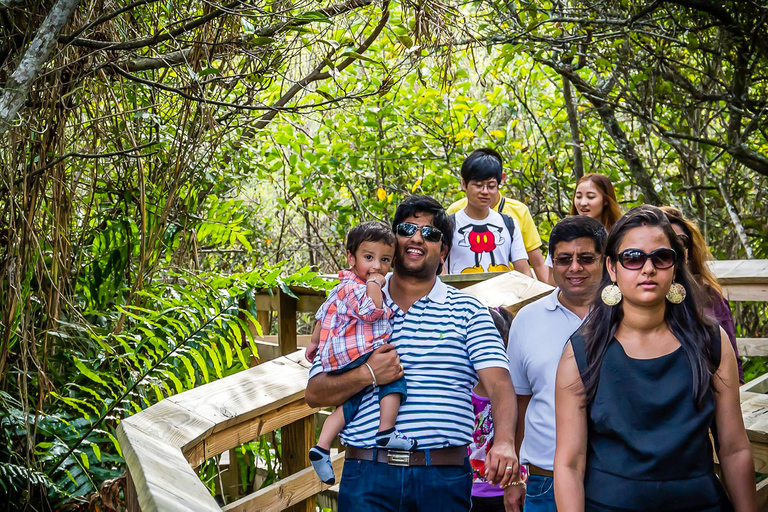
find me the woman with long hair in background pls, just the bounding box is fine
[544,173,622,284]
[661,206,744,383]
[554,205,755,512]
[569,173,622,232]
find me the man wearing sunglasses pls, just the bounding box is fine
[506,216,607,512]
[305,195,522,511]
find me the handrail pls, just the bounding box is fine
[117,351,322,512]
[120,260,768,511]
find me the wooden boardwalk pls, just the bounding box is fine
[119,261,768,511]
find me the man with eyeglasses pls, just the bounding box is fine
[505,216,607,512]
[446,148,546,280]
[445,148,533,278]
[305,195,522,512]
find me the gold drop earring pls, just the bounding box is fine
[601,281,622,306]
[666,281,686,304]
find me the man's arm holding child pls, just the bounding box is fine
[305,344,403,408]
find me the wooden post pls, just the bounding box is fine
[257,310,270,336]
[278,289,298,356]
[282,416,315,512]
[221,448,241,503]
[124,469,139,512]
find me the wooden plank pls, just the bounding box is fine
[256,335,312,346]
[721,283,768,302]
[125,468,139,512]
[460,270,554,314]
[282,415,315,512]
[167,353,309,433]
[117,421,220,512]
[743,373,768,395]
[439,272,502,289]
[709,260,768,285]
[297,294,327,313]
[757,478,768,509]
[256,311,270,336]
[751,439,768,474]
[738,338,768,357]
[740,393,768,444]
[203,399,318,460]
[120,399,215,450]
[221,448,242,503]
[278,289,298,356]
[253,294,278,311]
[254,336,312,364]
[222,452,346,512]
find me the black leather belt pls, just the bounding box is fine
[345,445,468,467]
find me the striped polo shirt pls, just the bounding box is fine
[309,276,509,449]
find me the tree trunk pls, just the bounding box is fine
[0,0,81,135]
[562,76,584,180]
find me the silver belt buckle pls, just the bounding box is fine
[387,450,411,467]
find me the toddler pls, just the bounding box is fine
[305,221,415,485]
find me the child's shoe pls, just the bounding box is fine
[376,428,417,451]
[309,445,335,484]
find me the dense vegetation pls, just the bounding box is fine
[1,0,766,509]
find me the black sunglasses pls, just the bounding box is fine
[553,254,599,267]
[617,248,677,270]
[677,233,691,250]
[395,222,443,243]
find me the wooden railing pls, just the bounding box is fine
[119,260,768,511]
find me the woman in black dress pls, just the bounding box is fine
[553,205,755,512]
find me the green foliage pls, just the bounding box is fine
[1,0,767,508]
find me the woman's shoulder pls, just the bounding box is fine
[568,332,589,375]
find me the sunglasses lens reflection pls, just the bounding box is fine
[396,223,442,242]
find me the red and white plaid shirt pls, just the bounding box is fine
[316,269,393,372]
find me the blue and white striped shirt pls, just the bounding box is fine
[309,276,509,449]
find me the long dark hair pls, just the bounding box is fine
[576,205,717,409]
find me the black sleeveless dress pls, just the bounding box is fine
[570,331,733,512]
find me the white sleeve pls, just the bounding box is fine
[544,253,552,268]
[507,315,532,395]
[510,217,528,262]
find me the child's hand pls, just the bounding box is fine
[305,321,321,362]
[366,273,386,288]
[305,342,318,363]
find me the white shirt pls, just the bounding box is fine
[447,208,527,274]
[507,289,585,470]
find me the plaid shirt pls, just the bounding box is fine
[316,269,393,372]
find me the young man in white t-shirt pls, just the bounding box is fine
[446,148,532,276]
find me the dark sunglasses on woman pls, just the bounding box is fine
[617,248,677,270]
[395,222,443,243]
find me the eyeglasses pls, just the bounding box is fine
[395,222,444,243]
[467,180,499,192]
[677,233,691,250]
[553,254,599,267]
[617,248,677,270]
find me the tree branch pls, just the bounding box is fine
[122,0,373,72]
[0,142,156,194]
[254,0,390,129]
[58,0,163,44]
[63,0,243,50]
[0,0,81,135]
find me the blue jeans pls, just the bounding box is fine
[338,456,473,511]
[333,351,408,424]
[524,475,556,512]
